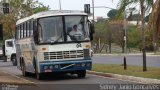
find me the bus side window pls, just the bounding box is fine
[20,24,23,38]
[17,26,20,39]
[15,26,18,39]
[30,20,33,36]
[26,22,28,37]
[29,21,31,37]
[24,23,26,38]
[33,20,38,44]
[18,26,20,39]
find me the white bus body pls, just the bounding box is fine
[16,10,94,79]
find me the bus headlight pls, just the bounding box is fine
[81,63,85,67]
[54,65,59,69]
[49,65,53,69]
[44,66,48,70]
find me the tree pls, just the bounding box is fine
[127,25,141,49]
[147,0,160,52]
[94,21,108,51]
[145,14,150,22]
[0,0,49,39]
[107,21,124,53]
[115,0,153,71]
[107,9,118,19]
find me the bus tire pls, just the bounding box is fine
[77,70,86,78]
[36,73,43,80]
[34,61,43,80]
[21,61,29,77]
[11,55,17,66]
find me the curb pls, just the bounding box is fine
[0,71,35,85]
[93,54,160,57]
[87,70,160,84]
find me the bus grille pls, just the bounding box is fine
[44,50,84,60]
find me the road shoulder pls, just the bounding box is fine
[0,70,34,85]
[87,70,160,84]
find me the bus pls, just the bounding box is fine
[15,10,94,80]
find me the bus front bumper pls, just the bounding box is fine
[39,60,92,73]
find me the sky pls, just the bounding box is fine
[37,0,119,18]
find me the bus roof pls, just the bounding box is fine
[16,10,88,25]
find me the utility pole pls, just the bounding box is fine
[92,0,95,28]
[124,9,127,54]
[123,8,127,70]
[59,0,61,11]
[142,6,147,71]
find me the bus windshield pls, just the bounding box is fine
[38,16,64,43]
[38,15,90,44]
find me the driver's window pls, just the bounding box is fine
[65,16,87,41]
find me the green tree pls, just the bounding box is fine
[107,9,118,19]
[145,14,150,22]
[114,0,153,71]
[127,25,141,49]
[0,0,49,39]
[147,0,160,52]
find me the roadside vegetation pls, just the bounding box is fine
[0,0,49,45]
[93,0,160,54]
[93,64,160,79]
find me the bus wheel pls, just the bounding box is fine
[11,55,17,66]
[36,73,43,80]
[35,66,43,80]
[21,62,29,77]
[77,70,86,78]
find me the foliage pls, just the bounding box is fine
[145,14,150,22]
[107,9,118,19]
[94,20,143,52]
[0,0,49,40]
[127,25,141,48]
[107,20,124,52]
[147,0,160,48]
[94,21,108,44]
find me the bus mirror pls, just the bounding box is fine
[90,32,94,41]
[0,24,3,40]
[88,21,94,41]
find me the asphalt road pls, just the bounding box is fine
[0,61,139,90]
[92,55,160,67]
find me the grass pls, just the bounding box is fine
[154,51,160,55]
[92,64,160,80]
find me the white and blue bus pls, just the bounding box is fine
[15,10,94,80]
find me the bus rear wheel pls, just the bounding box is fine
[21,61,29,77]
[36,73,43,80]
[35,64,43,80]
[77,70,86,78]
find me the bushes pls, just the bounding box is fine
[94,21,154,53]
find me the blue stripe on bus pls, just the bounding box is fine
[39,60,92,73]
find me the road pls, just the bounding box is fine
[92,55,160,67]
[0,61,139,90]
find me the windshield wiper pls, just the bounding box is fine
[72,36,80,43]
[50,35,63,45]
[68,34,80,43]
